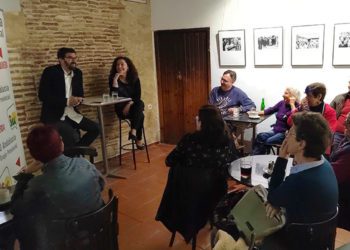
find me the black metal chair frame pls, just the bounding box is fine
[118,118,150,170]
[51,189,119,250]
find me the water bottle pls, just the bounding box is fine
[260,98,265,111]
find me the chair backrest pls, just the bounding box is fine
[285,207,338,250]
[52,189,119,250]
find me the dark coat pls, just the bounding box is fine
[39,64,84,123]
[155,165,227,243]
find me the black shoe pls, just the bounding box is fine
[136,143,145,150]
[128,132,137,141]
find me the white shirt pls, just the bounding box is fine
[60,69,83,123]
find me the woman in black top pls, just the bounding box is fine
[109,56,145,149]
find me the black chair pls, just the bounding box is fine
[268,144,281,155]
[119,118,150,170]
[284,208,338,250]
[63,128,98,163]
[64,146,98,163]
[51,189,119,250]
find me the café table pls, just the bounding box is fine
[82,96,131,179]
[224,113,271,151]
[229,155,293,188]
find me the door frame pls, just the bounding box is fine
[154,27,211,143]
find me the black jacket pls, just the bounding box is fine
[39,64,83,123]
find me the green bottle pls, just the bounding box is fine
[260,98,265,111]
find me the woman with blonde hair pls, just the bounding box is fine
[252,87,300,155]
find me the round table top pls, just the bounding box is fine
[229,155,293,188]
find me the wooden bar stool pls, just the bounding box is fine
[118,118,150,170]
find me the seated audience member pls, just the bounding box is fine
[39,47,100,148]
[330,80,350,151]
[263,112,338,249]
[156,105,239,243]
[287,82,337,132]
[209,70,255,116]
[252,87,300,155]
[330,112,350,230]
[11,125,105,250]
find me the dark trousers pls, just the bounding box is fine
[51,116,100,148]
[116,100,145,141]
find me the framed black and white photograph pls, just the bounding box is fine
[253,26,283,66]
[333,23,350,66]
[218,30,246,66]
[291,24,325,66]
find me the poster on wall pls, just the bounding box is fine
[333,23,350,66]
[0,10,26,194]
[218,30,246,67]
[253,26,283,66]
[291,24,325,66]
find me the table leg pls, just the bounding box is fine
[252,125,257,151]
[97,107,126,179]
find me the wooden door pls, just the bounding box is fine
[155,28,210,144]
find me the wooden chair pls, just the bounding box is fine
[52,189,119,250]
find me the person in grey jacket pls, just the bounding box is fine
[11,125,105,250]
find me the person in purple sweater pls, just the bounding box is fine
[252,87,300,155]
[209,70,255,116]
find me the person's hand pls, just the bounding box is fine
[227,108,234,114]
[122,101,134,116]
[279,138,289,159]
[75,97,83,106]
[265,202,281,219]
[20,164,42,174]
[113,73,120,87]
[258,111,264,116]
[68,96,82,107]
[301,97,309,111]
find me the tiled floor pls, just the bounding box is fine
[98,143,350,250]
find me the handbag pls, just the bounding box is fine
[229,185,286,246]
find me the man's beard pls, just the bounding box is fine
[67,62,76,70]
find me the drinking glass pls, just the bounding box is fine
[102,93,110,103]
[112,91,118,101]
[233,107,240,117]
[240,158,252,180]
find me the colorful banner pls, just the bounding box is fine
[0,9,26,188]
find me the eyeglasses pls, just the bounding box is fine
[221,77,229,83]
[65,56,77,60]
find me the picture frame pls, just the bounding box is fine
[253,26,283,66]
[291,24,325,66]
[332,23,350,66]
[218,29,246,67]
[125,0,147,3]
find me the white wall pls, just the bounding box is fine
[152,0,350,133]
[0,0,20,12]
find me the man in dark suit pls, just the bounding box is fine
[39,47,99,148]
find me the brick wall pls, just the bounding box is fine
[4,0,159,167]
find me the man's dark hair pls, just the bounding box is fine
[57,47,76,59]
[304,82,326,101]
[292,112,331,159]
[223,70,237,82]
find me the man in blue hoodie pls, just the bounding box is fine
[209,70,255,116]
